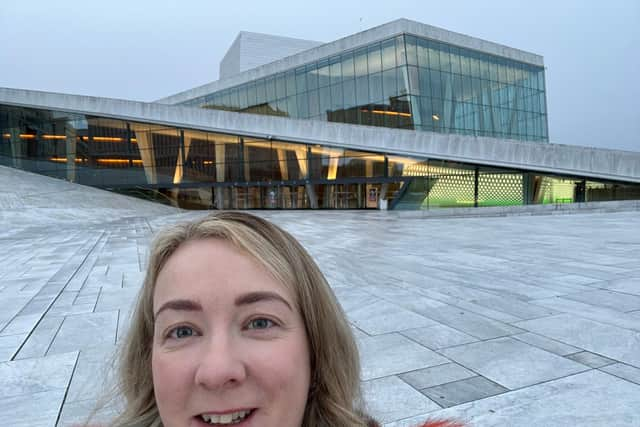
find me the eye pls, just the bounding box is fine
[246,318,275,330]
[168,325,197,339]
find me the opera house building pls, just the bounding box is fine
[1,19,638,210]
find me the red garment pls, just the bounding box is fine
[83,418,465,426]
[417,420,466,427]
[367,418,466,427]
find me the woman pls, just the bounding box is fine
[103,212,464,427]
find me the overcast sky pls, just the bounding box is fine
[1,0,638,151]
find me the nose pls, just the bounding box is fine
[194,331,247,390]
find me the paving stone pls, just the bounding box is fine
[0,389,66,427]
[416,305,525,340]
[0,313,42,336]
[94,287,140,313]
[0,333,28,361]
[549,274,603,286]
[35,282,66,299]
[116,305,137,342]
[420,376,508,408]
[600,362,640,385]
[460,273,560,300]
[14,316,65,359]
[399,363,476,389]
[423,284,500,301]
[565,350,617,368]
[351,326,369,340]
[47,303,96,317]
[0,295,32,323]
[562,289,640,312]
[47,311,118,355]
[56,398,120,427]
[512,331,580,356]
[418,291,522,323]
[363,376,441,423]
[65,345,117,403]
[515,313,640,368]
[348,300,438,335]
[17,296,55,316]
[530,297,640,331]
[387,370,640,427]
[122,271,144,288]
[0,351,78,399]
[439,337,587,390]
[401,324,478,350]
[473,294,560,320]
[601,277,640,296]
[531,280,597,296]
[61,250,99,293]
[333,287,381,313]
[358,333,448,380]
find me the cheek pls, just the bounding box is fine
[250,334,311,397]
[152,349,194,413]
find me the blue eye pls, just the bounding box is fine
[247,318,275,330]
[169,325,195,339]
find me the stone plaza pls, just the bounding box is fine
[1,165,639,426]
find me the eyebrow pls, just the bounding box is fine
[235,291,293,311]
[154,299,203,320]
[154,291,293,320]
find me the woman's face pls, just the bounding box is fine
[151,238,311,427]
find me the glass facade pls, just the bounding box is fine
[2,104,638,210]
[179,34,548,142]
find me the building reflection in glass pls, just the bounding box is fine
[2,105,638,210]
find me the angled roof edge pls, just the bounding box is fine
[2,87,636,185]
[156,18,545,105]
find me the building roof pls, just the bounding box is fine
[2,87,637,185]
[219,31,323,79]
[156,18,545,105]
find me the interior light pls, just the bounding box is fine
[48,157,86,163]
[80,136,134,142]
[432,114,440,121]
[361,109,412,118]
[94,136,123,142]
[96,159,142,165]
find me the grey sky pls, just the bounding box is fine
[1,0,638,152]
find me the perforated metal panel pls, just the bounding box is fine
[428,172,475,207]
[478,173,523,206]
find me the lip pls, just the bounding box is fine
[200,407,255,415]
[193,408,257,426]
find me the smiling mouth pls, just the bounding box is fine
[200,409,254,425]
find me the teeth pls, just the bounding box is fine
[201,410,251,425]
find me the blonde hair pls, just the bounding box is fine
[107,211,368,427]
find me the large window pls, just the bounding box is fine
[181,34,548,142]
[6,104,613,212]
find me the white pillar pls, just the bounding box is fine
[133,130,157,184]
[173,134,193,184]
[277,149,289,180]
[9,128,22,169]
[65,126,77,182]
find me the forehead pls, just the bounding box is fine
[153,238,295,308]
